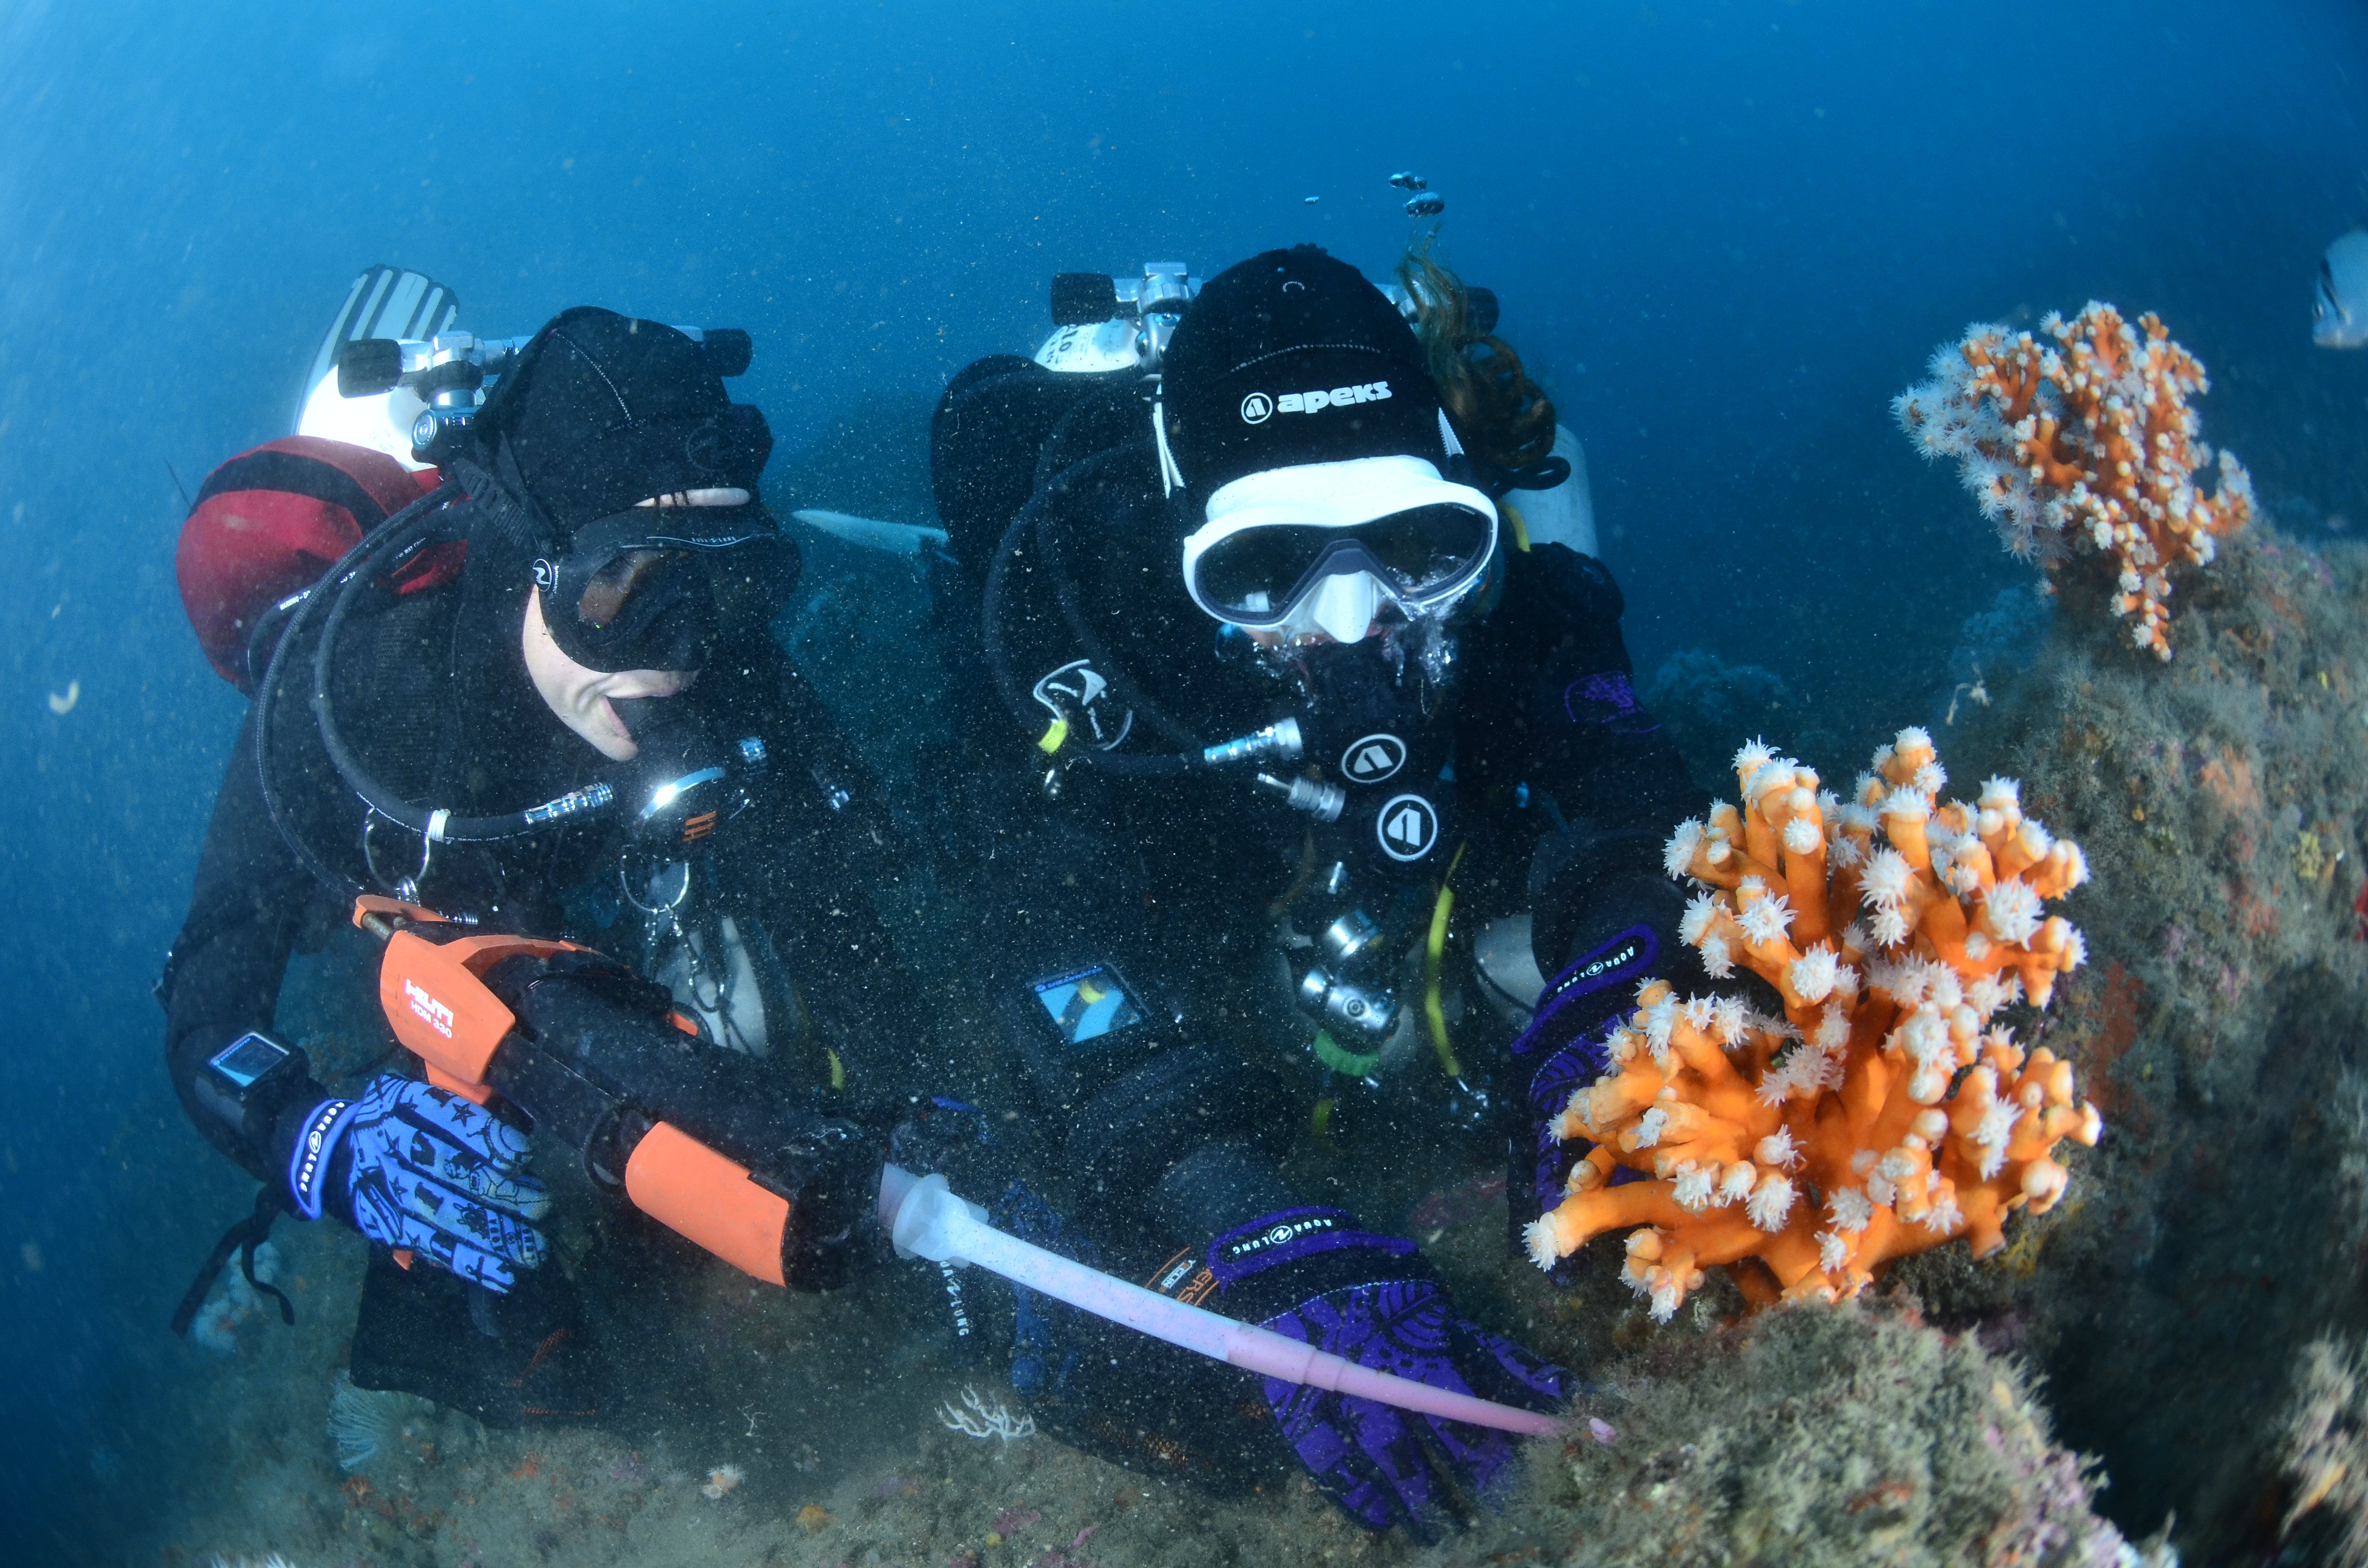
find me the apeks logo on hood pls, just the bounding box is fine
[1239,380,1394,424]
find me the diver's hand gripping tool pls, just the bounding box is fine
[352,895,872,1290]
[351,901,1555,1434]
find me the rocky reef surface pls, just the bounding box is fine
[1930,527,2368,1559]
[1617,524,2368,1561]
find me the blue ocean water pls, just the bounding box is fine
[0,0,2362,1556]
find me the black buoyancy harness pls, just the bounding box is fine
[1284,636,1459,883]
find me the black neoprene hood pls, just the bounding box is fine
[1159,246,1446,522]
[478,306,772,536]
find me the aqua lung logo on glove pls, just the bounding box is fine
[288,1098,356,1221]
[1224,1212,1344,1263]
[1376,793,1440,861]
[1239,382,1394,424]
[1340,733,1406,784]
[1568,938,1645,990]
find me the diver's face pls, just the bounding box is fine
[519,487,747,760]
[522,586,693,761]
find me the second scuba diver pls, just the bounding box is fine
[922,245,1708,1536]
[162,305,939,1422]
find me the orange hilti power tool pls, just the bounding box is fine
[352,895,878,1290]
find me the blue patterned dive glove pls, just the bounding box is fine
[289,1074,551,1291]
[1210,1210,1564,1538]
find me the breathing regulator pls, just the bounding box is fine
[1032,259,1496,377]
[333,326,753,467]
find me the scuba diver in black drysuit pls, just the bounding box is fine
[161,306,937,1424]
[920,245,1709,1538]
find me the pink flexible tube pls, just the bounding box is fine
[880,1165,1561,1439]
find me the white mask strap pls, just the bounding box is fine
[1153,403,1185,499]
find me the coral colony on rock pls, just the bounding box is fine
[1894,304,2254,661]
[1525,730,2101,1317]
[187,1242,283,1357]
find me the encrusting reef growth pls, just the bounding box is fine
[1871,508,2368,1558]
[1422,1300,2158,1568]
[1477,306,2362,1565]
[1894,303,2254,661]
[1524,730,2101,1318]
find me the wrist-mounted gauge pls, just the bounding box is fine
[196,1030,313,1147]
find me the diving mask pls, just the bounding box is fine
[1180,456,1498,643]
[534,493,782,674]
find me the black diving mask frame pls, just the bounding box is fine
[534,501,783,675]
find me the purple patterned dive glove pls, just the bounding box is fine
[1204,1209,1563,1538]
[325,1073,552,1292]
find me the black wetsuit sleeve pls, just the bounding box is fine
[160,704,336,1181]
[1478,544,1710,967]
[715,638,945,1100]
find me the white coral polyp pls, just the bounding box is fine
[1817,1229,1851,1273]
[1633,1107,1669,1149]
[1708,995,1751,1045]
[1788,944,1841,1003]
[1982,879,2045,944]
[1747,1173,1797,1232]
[1859,849,1914,911]
[1921,1195,1966,1236]
[1663,820,1706,880]
[1737,894,1794,945]
[1680,890,1722,944]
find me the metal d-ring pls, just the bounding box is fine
[362,810,432,902]
[621,857,692,915]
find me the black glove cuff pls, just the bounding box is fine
[1154,1205,1433,1327]
[266,1090,357,1225]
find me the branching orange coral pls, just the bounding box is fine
[1894,302,2253,660]
[1523,729,2103,1321]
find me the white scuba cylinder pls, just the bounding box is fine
[292,265,461,469]
[1509,425,1597,558]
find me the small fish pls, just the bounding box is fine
[47,679,78,715]
[1304,195,1320,204]
[1404,192,1445,218]
[1388,171,1427,192]
[2315,229,2368,348]
[789,508,951,557]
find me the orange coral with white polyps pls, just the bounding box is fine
[1895,302,2252,660]
[1523,730,2102,1321]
